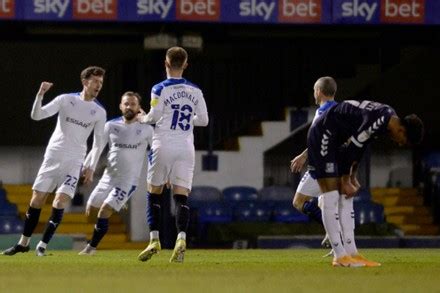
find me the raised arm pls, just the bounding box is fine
[30,82,61,120]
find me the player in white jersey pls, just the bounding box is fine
[137,47,208,263]
[2,67,107,257]
[78,92,153,255]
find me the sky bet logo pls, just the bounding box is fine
[380,0,424,23]
[31,0,117,19]
[73,0,117,20]
[176,0,220,21]
[338,0,424,23]
[278,0,322,23]
[340,0,378,21]
[137,0,173,19]
[0,0,15,18]
[32,0,69,18]
[239,0,276,21]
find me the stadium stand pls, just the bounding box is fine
[372,187,438,235]
[0,186,23,234]
[222,186,259,204]
[2,184,144,249]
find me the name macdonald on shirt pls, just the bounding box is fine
[66,117,92,129]
[164,90,198,107]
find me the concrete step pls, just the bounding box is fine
[374,196,424,207]
[9,194,56,205]
[17,204,52,213]
[387,215,433,225]
[399,224,440,235]
[3,184,33,195]
[384,206,431,216]
[371,187,418,197]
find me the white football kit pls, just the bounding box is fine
[297,100,337,197]
[31,92,106,197]
[140,78,209,190]
[86,117,154,211]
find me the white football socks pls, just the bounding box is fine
[321,190,347,259]
[177,232,186,241]
[339,195,358,256]
[37,241,47,249]
[18,235,30,247]
[150,230,159,241]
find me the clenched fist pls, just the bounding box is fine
[37,82,54,97]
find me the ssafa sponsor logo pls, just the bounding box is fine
[278,0,321,23]
[176,0,220,21]
[0,0,15,18]
[73,0,117,20]
[380,0,424,23]
[137,0,173,19]
[239,0,275,21]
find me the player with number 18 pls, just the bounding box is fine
[137,47,208,263]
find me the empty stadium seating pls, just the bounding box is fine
[0,188,24,234]
[272,201,309,223]
[233,202,271,222]
[223,186,258,203]
[354,201,385,225]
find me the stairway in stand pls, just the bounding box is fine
[4,184,146,249]
[371,187,439,235]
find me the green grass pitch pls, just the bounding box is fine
[1,249,440,292]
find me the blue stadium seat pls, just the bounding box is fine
[272,202,310,223]
[0,217,23,234]
[259,186,293,202]
[422,152,440,170]
[223,186,258,204]
[0,203,18,217]
[369,204,385,224]
[354,188,372,202]
[13,219,23,233]
[198,202,233,223]
[0,188,6,202]
[189,186,222,208]
[354,202,385,224]
[233,202,271,222]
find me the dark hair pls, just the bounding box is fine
[402,114,424,146]
[316,76,337,97]
[122,91,142,104]
[80,66,106,80]
[166,47,188,70]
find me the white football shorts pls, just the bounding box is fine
[87,174,137,212]
[296,171,321,198]
[147,144,195,190]
[32,157,83,198]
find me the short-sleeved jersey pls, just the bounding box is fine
[149,78,208,145]
[308,100,396,174]
[311,100,338,125]
[43,93,106,161]
[103,117,153,183]
[322,100,395,147]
